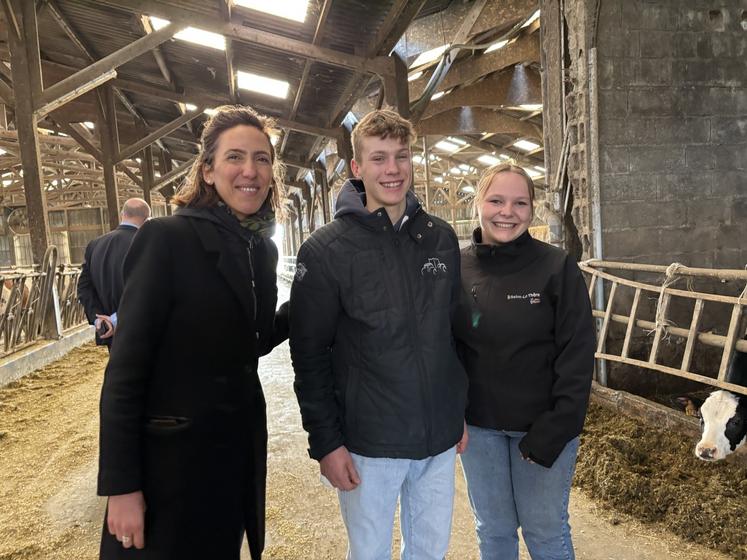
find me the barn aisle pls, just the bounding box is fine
[0,287,736,560]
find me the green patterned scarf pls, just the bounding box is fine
[237,198,276,238]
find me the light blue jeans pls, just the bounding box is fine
[460,426,579,560]
[338,447,457,560]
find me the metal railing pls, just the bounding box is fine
[278,256,296,283]
[581,260,747,397]
[0,247,87,358]
[56,265,87,332]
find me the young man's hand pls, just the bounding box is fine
[320,446,361,491]
[456,421,469,454]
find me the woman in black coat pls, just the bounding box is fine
[97,105,288,560]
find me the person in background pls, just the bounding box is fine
[97,105,288,560]
[454,162,595,560]
[77,198,150,347]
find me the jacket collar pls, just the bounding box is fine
[472,227,532,258]
[186,216,255,323]
[335,178,427,242]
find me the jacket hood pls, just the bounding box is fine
[334,178,422,227]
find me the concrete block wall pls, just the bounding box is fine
[596,0,747,270]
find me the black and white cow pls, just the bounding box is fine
[694,390,746,461]
[693,347,747,461]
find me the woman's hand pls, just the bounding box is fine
[107,491,146,549]
[456,421,469,454]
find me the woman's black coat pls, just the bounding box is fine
[97,213,286,560]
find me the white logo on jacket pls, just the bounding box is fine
[421,257,447,277]
[507,292,542,304]
[295,263,308,281]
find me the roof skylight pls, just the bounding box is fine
[237,70,290,99]
[150,16,226,51]
[521,9,541,28]
[477,154,501,166]
[485,39,508,54]
[434,140,460,152]
[234,0,309,23]
[410,44,448,69]
[513,139,541,152]
[525,167,543,179]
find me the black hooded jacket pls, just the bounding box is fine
[290,179,468,461]
[454,228,595,468]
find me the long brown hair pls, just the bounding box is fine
[172,105,285,214]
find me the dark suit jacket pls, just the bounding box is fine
[97,214,286,560]
[77,224,138,345]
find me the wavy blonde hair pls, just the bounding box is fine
[351,109,415,160]
[173,105,285,216]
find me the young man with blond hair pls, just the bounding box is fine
[290,109,468,559]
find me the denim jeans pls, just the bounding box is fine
[460,426,579,560]
[337,447,457,560]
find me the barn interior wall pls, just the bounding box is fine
[557,0,747,397]
[595,0,747,269]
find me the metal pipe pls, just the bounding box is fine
[589,46,606,386]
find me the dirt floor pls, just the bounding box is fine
[0,300,743,559]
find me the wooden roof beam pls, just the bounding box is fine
[46,0,172,154]
[417,107,541,139]
[95,0,392,76]
[409,33,540,101]
[151,156,194,192]
[409,0,490,122]
[53,121,143,188]
[117,107,204,163]
[37,23,180,118]
[281,0,333,155]
[326,0,427,128]
[220,1,238,103]
[421,66,542,121]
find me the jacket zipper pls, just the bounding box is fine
[246,247,258,326]
[391,214,434,455]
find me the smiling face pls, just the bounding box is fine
[351,135,412,224]
[202,124,273,220]
[478,171,533,244]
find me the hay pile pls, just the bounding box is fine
[576,403,747,559]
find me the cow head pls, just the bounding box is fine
[695,390,747,461]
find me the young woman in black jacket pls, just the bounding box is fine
[97,105,288,560]
[454,163,595,560]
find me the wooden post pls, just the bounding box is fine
[422,136,431,212]
[382,52,410,118]
[293,195,304,245]
[8,0,50,264]
[314,162,330,224]
[159,150,174,215]
[140,145,154,206]
[338,126,354,178]
[98,85,120,230]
